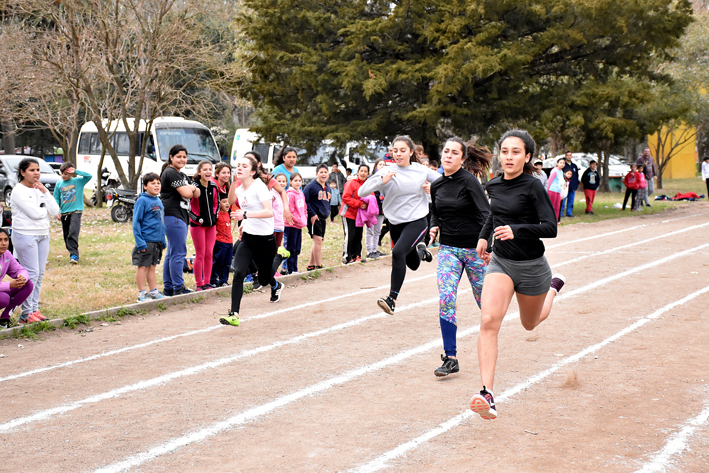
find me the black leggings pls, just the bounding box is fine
[622,188,637,210]
[231,233,277,313]
[344,217,363,262]
[389,216,428,299]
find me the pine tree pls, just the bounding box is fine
[240,0,693,155]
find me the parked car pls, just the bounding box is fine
[542,152,631,180]
[0,155,62,206]
[47,162,63,175]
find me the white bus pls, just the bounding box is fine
[76,117,222,189]
[230,128,387,182]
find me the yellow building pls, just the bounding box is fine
[648,126,698,179]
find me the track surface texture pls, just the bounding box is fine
[2,205,709,473]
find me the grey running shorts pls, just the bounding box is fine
[485,253,552,296]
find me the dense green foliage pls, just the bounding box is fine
[239,0,693,155]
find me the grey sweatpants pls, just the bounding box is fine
[12,232,50,316]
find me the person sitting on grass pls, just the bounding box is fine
[132,173,167,303]
[0,228,33,328]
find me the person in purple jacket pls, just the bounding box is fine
[0,228,34,328]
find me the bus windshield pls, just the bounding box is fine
[156,128,220,163]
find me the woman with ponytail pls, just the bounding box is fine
[219,154,284,327]
[358,135,441,315]
[429,137,491,378]
[161,144,200,296]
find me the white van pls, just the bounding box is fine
[77,117,222,189]
[230,128,387,182]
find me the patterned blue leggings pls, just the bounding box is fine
[437,245,486,325]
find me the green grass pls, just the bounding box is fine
[559,178,705,227]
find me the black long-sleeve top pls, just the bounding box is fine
[479,172,557,261]
[430,168,490,249]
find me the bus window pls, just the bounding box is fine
[78,132,93,154]
[113,132,131,155]
[254,143,271,162]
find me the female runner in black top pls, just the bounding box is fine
[470,129,566,420]
[429,137,491,377]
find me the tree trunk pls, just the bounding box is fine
[598,149,611,192]
[2,120,15,154]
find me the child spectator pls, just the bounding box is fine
[132,173,167,302]
[271,179,285,247]
[546,158,565,222]
[190,161,220,291]
[303,164,332,271]
[329,181,341,222]
[366,159,387,258]
[581,159,600,214]
[622,164,640,211]
[635,164,648,211]
[283,173,307,273]
[0,228,33,328]
[702,156,709,203]
[53,162,92,264]
[210,197,234,287]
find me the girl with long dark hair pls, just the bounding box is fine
[190,160,220,291]
[429,138,491,377]
[470,129,565,420]
[161,144,200,296]
[10,158,60,323]
[358,135,441,314]
[220,155,284,327]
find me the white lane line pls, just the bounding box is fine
[6,233,705,433]
[545,210,707,250]
[1,217,689,385]
[635,402,709,473]
[352,283,709,473]
[545,225,645,249]
[554,221,709,268]
[0,273,436,384]
[89,243,709,473]
[0,293,458,433]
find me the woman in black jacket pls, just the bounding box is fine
[429,138,491,378]
[470,129,566,421]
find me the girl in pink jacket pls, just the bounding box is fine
[0,229,34,328]
[283,173,307,273]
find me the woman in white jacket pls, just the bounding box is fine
[11,158,60,324]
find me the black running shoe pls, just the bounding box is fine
[173,286,193,295]
[163,288,174,297]
[434,354,459,377]
[0,318,16,328]
[417,242,433,263]
[377,296,395,315]
[252,275,262,291]
[470,386,497,420]
[550,274,566,294]
[270,281,284,302]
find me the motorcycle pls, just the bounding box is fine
[106,188,136,223]
[90,168,121,206]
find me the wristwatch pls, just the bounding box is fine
[243,211,248,219]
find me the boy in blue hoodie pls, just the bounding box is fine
[132,173,167,302]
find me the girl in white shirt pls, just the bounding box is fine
[11,158,61,324]
[220,155,283,327]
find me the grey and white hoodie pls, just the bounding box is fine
[358,162,441,225]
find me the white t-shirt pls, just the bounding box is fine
[235,179,274,236]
